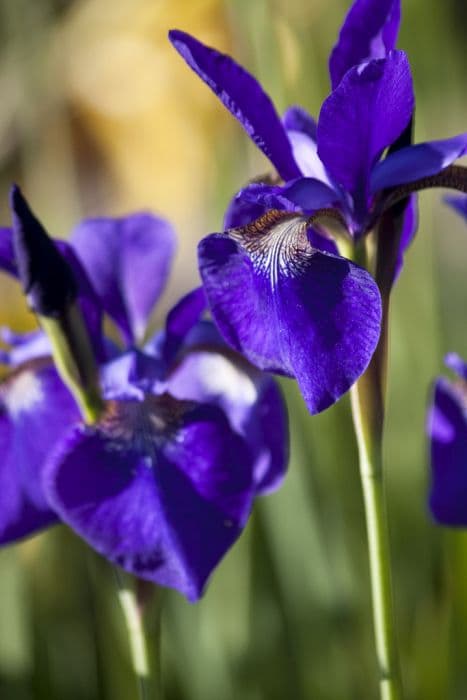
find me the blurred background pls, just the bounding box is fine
[0,0,466,698]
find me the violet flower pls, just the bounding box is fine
[428,196,467,526]
[0,189,288,601]
[169,0,467,414]
[428,353,467,526]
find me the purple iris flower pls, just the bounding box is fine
[169,0,467,414]
[0,191,288,601]
[428,196,467,526]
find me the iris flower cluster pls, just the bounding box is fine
[170,0,467,415]
[1,0,466,629]
[0,187,288,601]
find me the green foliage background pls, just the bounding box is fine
[0,1,466,698]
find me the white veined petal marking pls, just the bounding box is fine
[228,210,316,289]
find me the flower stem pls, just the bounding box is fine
[350,316,402,700]
[115,570,163,700]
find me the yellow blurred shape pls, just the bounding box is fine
[57,0,235,245]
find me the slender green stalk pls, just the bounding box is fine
[351,376,402,700]
[115,571,162,700]
[344,217,404,699]
[349,261,402,699]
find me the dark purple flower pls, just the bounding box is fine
[169,0,467,414]
[428,196,467,526]
[169,17,465,239]
[48,302,287,600]
[428,354,467,526]
[0,192,288,600]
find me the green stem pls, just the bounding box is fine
[115,571,162,700]
[351,378,401,700]
[350,277,402,699]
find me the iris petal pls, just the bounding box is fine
[169,30,301,181]
[282,106,317,141]
[428,377,467,526]
[224,183,299,229]
[198,211,382,414]
[287,131,334,185]
[370,133,467,193]
[0,360,79,544]
[318,51,414,207]
[166,349,288,494]
[0,329,50,367]
[329,0,401,89]
[282,105,329,182]
[280,178,343,214]
[162,287,207,363]
[100,350,163,401]
[0,227,16,276]
[45,396,254,601]
[71,213,176,344]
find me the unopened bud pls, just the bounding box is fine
[10,184,77,317]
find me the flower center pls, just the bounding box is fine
[96,393,190,465]
[229,209,314,287]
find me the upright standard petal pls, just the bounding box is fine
[162,287,207,363]
[198,211,382,414]
[169,30,301,181]
[370,133,467,193]
[428,375,467,526]
[71,213,176,344]
[0,359,79,544]
[318,51,414,207]
[329,0,401,89]
[45,396,255,601]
